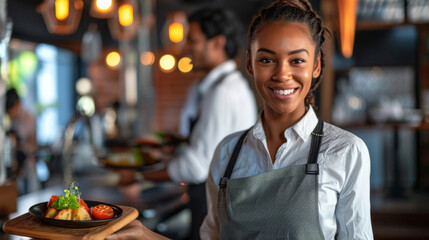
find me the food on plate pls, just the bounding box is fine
[134,131,187,147]
[44,182,114,221]
[92,204,114,220]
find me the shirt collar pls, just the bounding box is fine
[252,106,319,142]
[198,60,237,95]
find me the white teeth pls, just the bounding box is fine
[274,89,294,96]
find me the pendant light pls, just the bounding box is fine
[108,0,139,41]
[337,0,358,58]
[39,0,84,34]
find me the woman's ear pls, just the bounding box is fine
[246,52,254,76]
[312,52,321,78]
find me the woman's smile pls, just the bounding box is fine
[271,87,298,99]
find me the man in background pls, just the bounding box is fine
[117,7,257,240]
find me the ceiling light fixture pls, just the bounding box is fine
[38,0,84,34]
[90,0,115,18]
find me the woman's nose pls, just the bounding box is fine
[272,61,292,81]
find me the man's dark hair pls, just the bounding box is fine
[188,7,243,59]
[6,88,20,111]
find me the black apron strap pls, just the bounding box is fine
[219,128,250,188]
[306,119,324,175]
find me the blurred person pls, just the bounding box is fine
[116,7,257,240]
[6,88,37,156]
[108,0,373,239]
[6,88,38,194]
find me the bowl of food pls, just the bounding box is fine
[29,182,122,228]
[98,146,164,171]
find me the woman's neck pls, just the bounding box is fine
[262,107,306,140]
[262,107,307,163]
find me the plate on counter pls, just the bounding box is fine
[97,148,165,171]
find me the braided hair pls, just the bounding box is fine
[247,0,329,108]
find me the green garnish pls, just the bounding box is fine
[132,147,145,164]
[51,182,81,210]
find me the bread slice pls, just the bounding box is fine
[44,207,58,218]
[54,208,73,220]
[72,205,92,221]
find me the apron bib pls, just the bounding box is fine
[218,120,325,240]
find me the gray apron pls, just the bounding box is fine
[217,120,325,240]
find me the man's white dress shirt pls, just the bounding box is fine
[168,60,257,184]
[201,107,374,239]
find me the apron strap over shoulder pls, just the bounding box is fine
[306,120,324,175]
[219,128,251,188]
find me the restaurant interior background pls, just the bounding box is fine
[0,0,429,239]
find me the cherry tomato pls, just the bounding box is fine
[47,195,59,208]
[92,204,114,220]
[79,199,91,216]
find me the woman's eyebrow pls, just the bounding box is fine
[256,48,309,56]
[289,49,309,55]
[256,48,275,54]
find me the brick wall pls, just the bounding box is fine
[152,65,205,132]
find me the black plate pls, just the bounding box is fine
[29,200,123,228]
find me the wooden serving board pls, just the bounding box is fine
[3,205,139,240]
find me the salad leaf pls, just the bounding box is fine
[51,182,81,210]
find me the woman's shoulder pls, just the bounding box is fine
[322,122,369,154]
[217,129,251,152]
[210,129,252,173]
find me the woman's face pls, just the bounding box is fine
[247,21,321,118]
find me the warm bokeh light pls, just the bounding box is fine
[159,54,175,72]
[118,4,133,27]
[106,51,121,68]
[178,57,193,73]
[95,0,113,11]
[169,22,184,43]
[140,51,155,65]
[337,0,357,58]
[55,0,69,20]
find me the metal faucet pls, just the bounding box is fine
[62,112,98,187]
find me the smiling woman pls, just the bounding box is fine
[200,0,373,239]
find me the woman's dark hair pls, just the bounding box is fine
[188,7,243,59]
[247,0,329,108]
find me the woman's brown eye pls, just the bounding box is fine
[292,59,305,64]
[258,58,273,63]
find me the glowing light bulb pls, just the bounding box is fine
[55,0,69,20]
[118,4,133,27]
[140,51,155,65]
[96,0,112,11]
[178,57,193,73]
[159,54,175,72]
[169,22,184,43]
[106,51,121,68]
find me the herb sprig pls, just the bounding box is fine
[51,182,81,210]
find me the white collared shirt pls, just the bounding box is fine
[168,60,258,184]
[201,107,374,240]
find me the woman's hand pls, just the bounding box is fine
[105,220,170,240]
